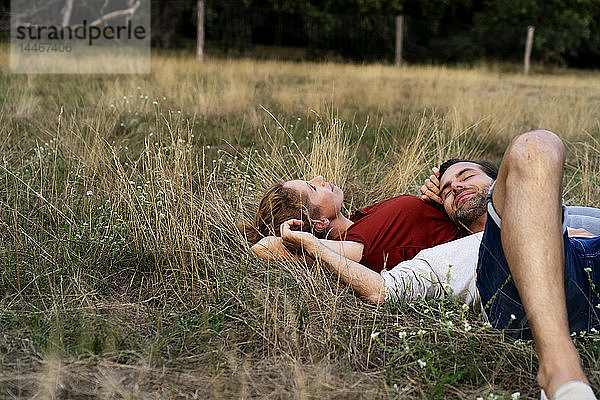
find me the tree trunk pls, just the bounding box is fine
[197,0,205,61]
[61,0,74,27]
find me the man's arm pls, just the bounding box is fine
[251,235,364,262]
[280,220,385,304]
[566,227,597,238]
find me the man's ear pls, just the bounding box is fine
[313,218,330,232]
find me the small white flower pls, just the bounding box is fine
[463,321,472,332]
[129,181,135,185]
[153,101,158,105]
[511,392,521,399]
[297,117,301,121]
[399,331,407,339]
[393,383,398,390]
[163,96,166,100]
[584,267,592,273]
[110,104,114,108]
[417,359,426,368]
[483,322,492,328]
[123,96,127,99]
[510,314,516,320]
[370,332,380,339]
[417,329,426,336]
[446,321,454,327]
[461,304,469,311]
[86,190,93,196]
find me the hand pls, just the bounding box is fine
[567,227,597,238]
[420,167,442,204]
[280,219,318,255]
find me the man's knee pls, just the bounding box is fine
[503,130,566,176]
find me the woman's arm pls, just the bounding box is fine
[251,235,364,262]
[280,220,384,304]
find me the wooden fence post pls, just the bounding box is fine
[523,25,534,76]
[395,15,403,67]
[197,0,205,61]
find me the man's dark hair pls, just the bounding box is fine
[439,159,499,181]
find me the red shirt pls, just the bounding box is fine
[343,195,462,272]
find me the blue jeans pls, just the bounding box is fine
[476,202,600,339]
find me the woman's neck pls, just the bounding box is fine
[328,214,354,239]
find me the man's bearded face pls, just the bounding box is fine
[439,162,495,232]
[451,184,490,229]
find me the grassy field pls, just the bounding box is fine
[0,46,600,398]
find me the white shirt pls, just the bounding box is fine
[381,232,484,312]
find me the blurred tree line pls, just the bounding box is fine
[0,0,596,67]
[151,0,600,67]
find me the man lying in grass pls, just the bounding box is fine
[245,168,598,283]
[274,130,600,400]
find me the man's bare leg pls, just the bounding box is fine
[491,130,588,398]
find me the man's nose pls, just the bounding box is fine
[451,180,464,192]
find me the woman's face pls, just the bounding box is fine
[282,176,344,219]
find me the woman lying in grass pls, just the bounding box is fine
[241,174,467,272]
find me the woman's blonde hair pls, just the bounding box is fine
[240,183,325,244]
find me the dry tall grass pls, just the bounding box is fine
[0,46,599,399]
